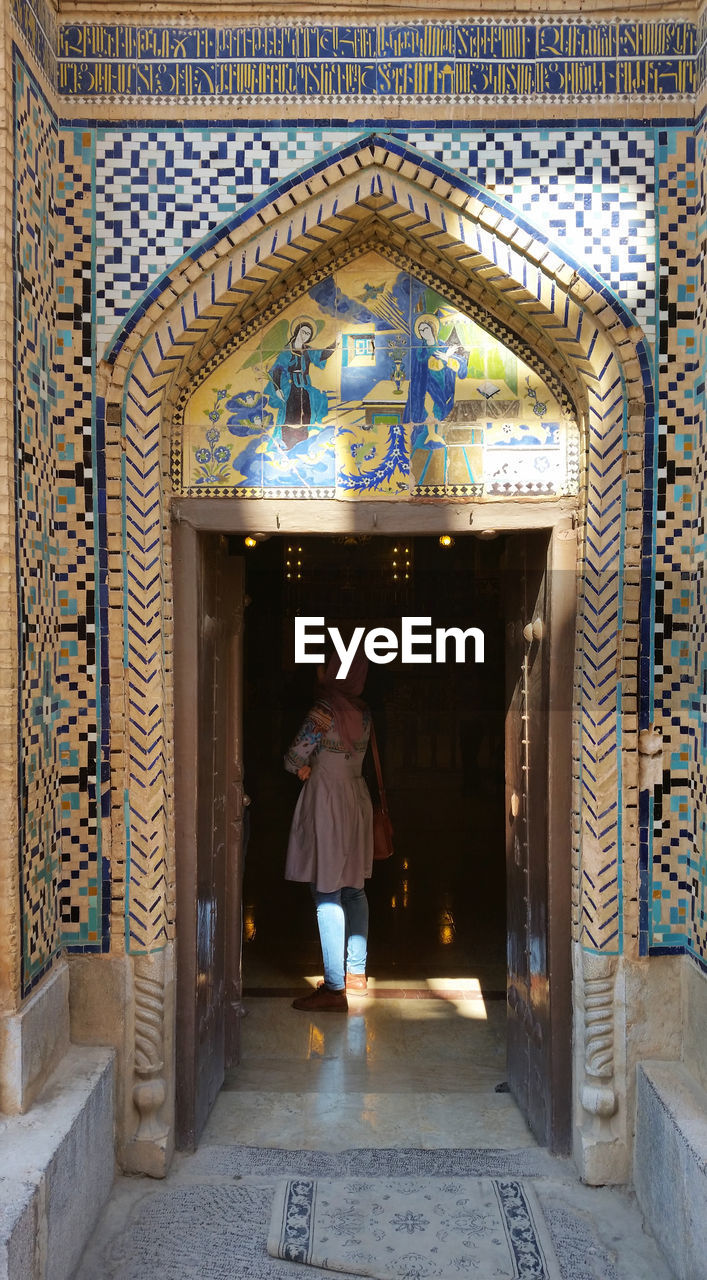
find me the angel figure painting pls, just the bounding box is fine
[179,250,578,499]
[265,320,337,450]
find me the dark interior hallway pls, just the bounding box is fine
[240,533,507,997]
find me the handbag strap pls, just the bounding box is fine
[369,720,389,816]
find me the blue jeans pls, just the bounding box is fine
[312,886,368,991]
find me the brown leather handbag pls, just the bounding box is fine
[370,721,394,860]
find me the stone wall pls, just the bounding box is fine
[3,1,703,1002]
[2,1,707,1176]
[73,87,695,978]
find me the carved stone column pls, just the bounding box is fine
[573,943,628,1185]
[123,950,173,1177]
[133,951,168,1140]
[580,951,618,1119]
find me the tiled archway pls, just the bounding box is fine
[99,132,650,1178]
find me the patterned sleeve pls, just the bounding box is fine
[284,701,334,774]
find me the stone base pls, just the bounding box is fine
[571,948,684,1186]
[634,1061,707,1280]
[571,945,630,1185]
[0,1045,115,1280]
[122,1132,173,1179]
[0,962,70,1114]
[682,956,707,1093]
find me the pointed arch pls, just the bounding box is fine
[98,130,651,1164]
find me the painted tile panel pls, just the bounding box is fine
[179,251,577,502]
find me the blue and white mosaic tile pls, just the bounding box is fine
[94,127,657,356]
[94,128,355,354]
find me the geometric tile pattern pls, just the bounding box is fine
[94,126,658,358]
[13,52,104,994]
[101,132,648,959]
[646,126,699,956]
[9,7,704,976]
[408,129,658,345]
[638,124,707,967]
[87,117,705,964]
[7,5,706,1171]
[54,125,106,955]
[693,121,707,964]
[14,52,62,992]
[668,119,707,967]
[56,20,695,101]
[93,128,355,355]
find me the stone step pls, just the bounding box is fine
[0,1045,114,1280]
[635,1060,707,1280]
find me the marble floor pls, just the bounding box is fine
[206,987,536,1151]
[229,763,525,1153]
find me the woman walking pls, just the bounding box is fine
[284,649,373,1012]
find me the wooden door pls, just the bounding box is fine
[173,526,245,1150]
[504,526,574,1153]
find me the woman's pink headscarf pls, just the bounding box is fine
[317,649,368,753]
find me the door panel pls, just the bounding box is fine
[173,526,245,1150]
[505,614,529,1121]
[224,552,246,1068]
[504,527,574,1152]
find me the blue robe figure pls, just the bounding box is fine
[265,320,336,450]
[403,315,468,451]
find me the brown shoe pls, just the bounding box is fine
[345,973,368,994]
[292,986,348,1012]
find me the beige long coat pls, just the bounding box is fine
[284,700,373,893]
